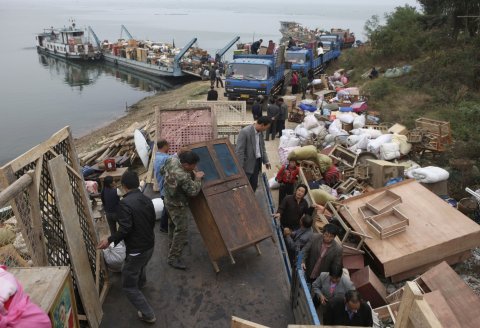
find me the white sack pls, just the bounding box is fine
[361,128,383,139]
[328,119,342,135]
[282,129,296,138]
[152,198,164,220]
[295,125,311,140]
[391,134,412,155]
[278,146,300,165]
[347,135,361,147]
[337,113,354,124]
[406,166,449,183]
[103,241,126,272]
[304,114,320,130]
[269,177,280,189]
[353,115,366,129]
[367,134,393,154]
[380,143,401,160]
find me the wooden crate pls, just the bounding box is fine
[366,206,409,239]
[366,190,402,214]
[406,129,423,143]
[328,144,358,168]
[9,266,80,328]
[415,117,451,138]
[358,205,376,220]
[337,177,357,194]
[367,159,404,189]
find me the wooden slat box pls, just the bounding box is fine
[367,206,409,239]
[366,190,402,214]
[358,205,376,220]
[9,266,80,327]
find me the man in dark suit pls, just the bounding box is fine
[207,86,218,101]
[324,290,373,327]
[301,223,342,283]
[235,116,271,191]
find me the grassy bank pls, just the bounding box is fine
[328,5,480,198]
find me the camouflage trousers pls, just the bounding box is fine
[166,204,190,261]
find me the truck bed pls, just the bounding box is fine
[100,184,293,327]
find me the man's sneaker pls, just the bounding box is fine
[159,227,168,234]
[167,258,187,270]
[137,311,156,324]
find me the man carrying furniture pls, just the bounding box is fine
[161,151,204,270]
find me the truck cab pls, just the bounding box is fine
[285,49,313,75]
[224,54,285,101]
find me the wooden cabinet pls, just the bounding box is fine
[187,139,273,272]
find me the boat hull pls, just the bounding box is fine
[104,53,183,77]
[37,46,102,61]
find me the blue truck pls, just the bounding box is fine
[285,43,341,76]
[224,46,290,102]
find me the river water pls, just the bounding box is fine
[0,0,417,164]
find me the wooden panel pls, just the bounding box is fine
[350,266,387,308]
[423,291,461,328]
[340,179,480,277]
[48,155,103,328]
[420,261,480,328]
[231,316,270,328]
[207,185,272,251]
[189,192,229,262]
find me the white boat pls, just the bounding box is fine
[35,22,102,61]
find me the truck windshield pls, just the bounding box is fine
[227,63,268,80]
[285,52,306,64]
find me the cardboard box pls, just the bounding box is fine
[367,159,404,189]
[388,123,408,135]
[421,180,448,195]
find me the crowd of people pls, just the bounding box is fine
[235,116,374,326]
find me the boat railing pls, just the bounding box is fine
[261,173,320,325]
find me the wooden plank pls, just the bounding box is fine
[409,298,442,328]
[390,250,471,283]
[420,261,480,328]
[423,291,461,328]
[341,179,480,277]
[394,281,423,328]
[231,316,270,328]
[48,155,103,328]
[0,172,32,207]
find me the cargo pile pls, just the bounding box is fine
[102,39,210,72]
[78,120,154,167]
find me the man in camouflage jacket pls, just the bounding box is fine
[161,151,204,270]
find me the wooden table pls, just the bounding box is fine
[340,179,480,281]
[98,167,128,182]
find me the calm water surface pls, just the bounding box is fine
[0,0,417,164]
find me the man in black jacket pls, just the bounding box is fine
[323,290,373,327]
[265,97,280,141]
[207,86,218,101]
[251,39,263,55]
[97,170,157,324]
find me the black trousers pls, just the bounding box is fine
[247,158,262,192]
[265,119,277,140]
[277,119,286,137]
[216,77,224,88]
[159,196,169,232]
